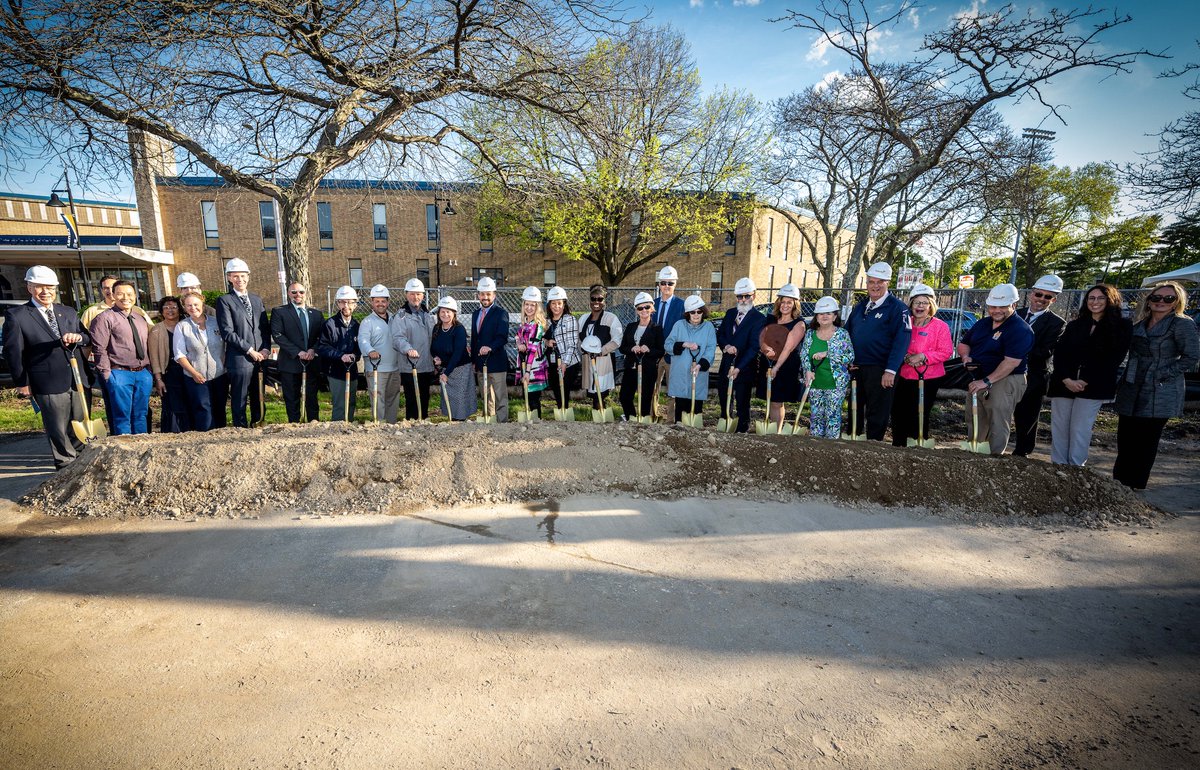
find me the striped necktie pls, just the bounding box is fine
[43,306,61,338]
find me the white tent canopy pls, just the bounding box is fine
[1142,262,1200,286]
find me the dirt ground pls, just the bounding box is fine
[1,416,1198,768]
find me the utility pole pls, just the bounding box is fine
[1008,128,1056,285]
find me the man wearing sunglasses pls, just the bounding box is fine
[1012,274,1066,457]
[715,277,766,432]
[652,266,684,422]
[271,282,326,423]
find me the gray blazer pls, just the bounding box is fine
[1114,314,1199,419]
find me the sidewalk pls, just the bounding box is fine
[0,432,56,505]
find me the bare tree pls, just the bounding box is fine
[1126,47,1200,212]
[0,0,623,288]
[464,24,765,285]
[772,0,1155,291]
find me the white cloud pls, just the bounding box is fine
[814,70,843,92]
[805,31,844,63]
[733,0,763,6]
[689,0,703,7]
[908,7,920,30]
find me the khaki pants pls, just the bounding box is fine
[965,374,1027,455]
[477,370,509,422]
[655,358,674,423]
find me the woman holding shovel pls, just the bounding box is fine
[544,286,580,420]
[578,285,623,410]
[757,284,808,427]
[664,295,716,424]
[800,297,855,438]
[619,292,665,421]
[890,284,953,447]
[431,296,475,421]
[317,286,361,422]
[149,295,190,432]
[515,287,549,418]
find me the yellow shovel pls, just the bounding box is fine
[255,365,267,428]
[517,360,538,423]
[960,390,991,454]
[589,356,615,423]
[66,352,106,443]
[370,358,380,423]
[907,366,935,448]
[553,363,574,421]
[440,376,453,421]
[411,363,424,421]
[790,384,812,436]
[715,371,737,433]
[474,364,497,424]
[343,369,352,422]
[679,363,704,428]
[633,356,654,424]
[755,370,777,435]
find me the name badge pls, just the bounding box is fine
[918,331,929,337]
[992,331,1002,340]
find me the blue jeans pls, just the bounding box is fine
[107,368,153,435]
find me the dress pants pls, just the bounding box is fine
[327,374,358,422]
[401,368,435,420]
[184,373,228,432]
[853,365,896,441]
[477,370,509,422]
[964,375,1027,455]
[228,363,264,428]
[280,367,321,422]
[160,367,191,433]
[716,365,755,433]
[1113,414,1168,490]
[547,363,580,413]
[1049,397,1105,466]
[619,363,657,419]
[365,369,401,423]
[33,390,85,468]
[1012,370,1049,456]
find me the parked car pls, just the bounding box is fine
[936,308,977,343]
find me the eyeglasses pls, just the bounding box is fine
[1148,294,1177,303]
[658,281,675,286]
[289,290,306,295]
[735,294,752,300]
[1032,291,1056,299]
[636,304,652,311]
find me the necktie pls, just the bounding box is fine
[478,306,487,333]
[297,305,309,342]
[866,301,877,315]
[43,306,61,338]
[240,294,253,318]
[128,314,146,361]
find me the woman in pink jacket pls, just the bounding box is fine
[890,283,954,447]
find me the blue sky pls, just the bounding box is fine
[4,0,1196,208]
[649,0,1198,190]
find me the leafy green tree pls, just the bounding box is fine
[1113,209,1200,285]
[966,257,1012,289]
[1056,214,1161,287]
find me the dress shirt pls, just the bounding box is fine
[90,307,152,376]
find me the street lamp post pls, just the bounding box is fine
[1008,128,1056,285]
[46,168,94,304]
[433,194,457,288]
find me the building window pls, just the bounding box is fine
[543,260,557,287]
[630,210,642,245]
[802,270,809,288]
[259,201,277,250]
[710,268,723,304]
[201,200,219,249]
[530,210,545,253]
[768,265,776,289]
[114,209,123,226]
[786,268,793,286]
[765,217,774,259]
[317,202,333,250]
[416,259,430,285]
[783,224,790,261]
[348,259,363,287]
[100,208,109,225]
[426,204,439,242]
[724,216,736,257]
[473,267,503,287]
[373,203,388,251]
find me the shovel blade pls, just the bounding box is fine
[907,438,936,449]
[90,419,108,439]
[517,410,538,423]
[71,421,90,445]
[680,412,702,428]
[554,408,575,422]
[959,440,990,454]
[793,427,809,436]
[755,421,777,435]
[778,424,794,435]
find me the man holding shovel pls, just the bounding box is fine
[392,278,436,421]
[358,284,400,423]
[2,266,90,468]
[470,277,510,422]
[652,266,685,422]
[715,277,766,433]
[271,282,325,423]
[319,286,361,422]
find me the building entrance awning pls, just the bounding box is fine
[0,235,173,267]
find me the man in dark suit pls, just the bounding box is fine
[715,277,767,432]
[271,282,325,422]
[215,259,272,427]
[653,265,685,423]
[470,277,510,422]
[2,266,90,468]
[1012,274,1067,456]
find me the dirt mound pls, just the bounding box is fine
[21,421,1158,526]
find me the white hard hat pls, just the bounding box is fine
[1032,274,1064,293]
[404,278,425,293]
[224,258,249,274]
[634,291,654,306]
[476,277,497,292]
[814,296,839,314]
[985,283,1020,306]
[866,262,893,281]
[656,265,679,282]
[908,283,935,300]
[734,277,756,295]
[436,296,459,313]
[683,294,706,313]
[580,334,603,354]
[521,286,542,303]
[546,286,568,301]
[335,285,358,301]
[777,283,800,300]
[24,265,59,286]
[369,284,390,299]
[176,272,200,289]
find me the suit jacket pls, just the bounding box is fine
[1017,307,1066,379]
[619,322,665,369]
[2,302,90,395]
[470,304,509,372]
[271,304,326,374]
[216,292,271,371]
[716,306,767,374]
[654,295,686,358]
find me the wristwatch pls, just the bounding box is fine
[982,377,992,387]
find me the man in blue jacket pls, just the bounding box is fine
[716,277,767,432]
[470,276,509,421]
[215,258,272,427]
[844,262,912,441]
[652,265,685,423]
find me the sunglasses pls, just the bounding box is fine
[735,294,752,300]
[658,281,675,286]
[590,297,605,302]
[636,304,652,311]
[289,290,306,295]
[1032,291,1056,299]
[687,309,704,315]
[1148,294,1177,303]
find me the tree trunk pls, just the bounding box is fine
[279,193,312,292]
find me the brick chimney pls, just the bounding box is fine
[128,129,176,251]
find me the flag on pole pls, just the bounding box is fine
[60,211,79,249]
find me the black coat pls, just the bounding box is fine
[1017,307,1066,378]
[1047,315,1133,401]
[2,302,90,395]
[216,292,271,372]
[619,322,665,369]
[271,304,326,374]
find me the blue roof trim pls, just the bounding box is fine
[1,191,138,209]
[0,234,144,247]
[157,176,480,192]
